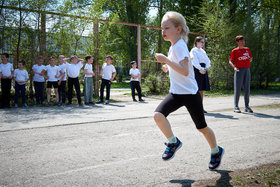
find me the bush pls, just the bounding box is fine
[144,73,170,94]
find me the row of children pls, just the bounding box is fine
[0,53,144,108]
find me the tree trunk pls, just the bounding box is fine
[40,12,46,59]
[16,0,22,65]
[156,0,163,71]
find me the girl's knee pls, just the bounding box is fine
[154,112,165,122]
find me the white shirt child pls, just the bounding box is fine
[14,69,29,85]
[45,65,61,81]
[167,39,198,95]
[32,64,46,82]
[102,63,116,80]
[129,68,140,81]
[84,63,93,78]
[58,64,67,81]
[0,63,14,77]
[64,62,83,78]
[190,47,211,70]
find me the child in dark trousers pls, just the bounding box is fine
[13,60,29,108]
[97,55,116,105]
[0,53,13,108]
[129,61,144,102]
[153,11,224,170]
[32,56,46,105]
[57,55,67,105]
[62,56,84,106]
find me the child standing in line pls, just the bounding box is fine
[84,55,95,105]
[57,55,67,105]
[129,61,144,102]
[96,55,116,105]
[45,56,63,106]
[0,53,14,108]
[13,60,29,108]
[63,56,84,106]
[190,36,211,113]
[153,11,224,170]
[32,56,46,106]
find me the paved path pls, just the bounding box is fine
[0,94,279,186]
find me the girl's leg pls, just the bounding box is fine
[199,90,203,101]
[154,112,173,138]
[54,88,59,102]
[198,126,217,149]
[154,94,182,139]
[47,88,51,103]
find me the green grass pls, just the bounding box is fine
[111,82,130,88]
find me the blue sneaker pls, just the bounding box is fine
[162,137,182,161]
[209,146,224,170]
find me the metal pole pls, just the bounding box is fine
[137,25,141,83]
[94,20,99,97]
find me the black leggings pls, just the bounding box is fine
[155,92,207,129]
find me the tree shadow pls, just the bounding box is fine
[205,113,238,120]
[169,179,195,187]
[252,112,280,120]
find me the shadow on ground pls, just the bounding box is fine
[205,113,238,120]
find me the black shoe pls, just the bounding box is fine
[133,99,138,102]
[89,102,95,105]
[209,146,224,170]
[162,137,182,161]
[96,101,104,104]
[234,107,241,113]
[85,102,89,105]
[139,99,144,102]
[245,106,253,113]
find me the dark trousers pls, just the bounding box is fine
[100,79,111,101]
[131,81,142,100]
[1,78,12,107]
[14,82,26,105]
[58,80,66,103]
[34,81,45,104]
[68,77,81,104]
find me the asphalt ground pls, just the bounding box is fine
[0,94,279,186]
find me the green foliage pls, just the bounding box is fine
[143,72,169,94]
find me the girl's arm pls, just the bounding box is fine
[155,53,189,76]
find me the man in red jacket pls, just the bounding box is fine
[229,35,253,113]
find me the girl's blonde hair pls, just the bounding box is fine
[162,11,189,43]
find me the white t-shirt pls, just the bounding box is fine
[167,39,198,94]
[84,63,94,78]
[190,47,211,70]
[14,69,29,85]
[102,63,116,80]
[58,64,67,81]
[0,63,13,77]
[129,68,140,81]
[64,62,83,78]
[45,65,61,81]
[32,64,46,82]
